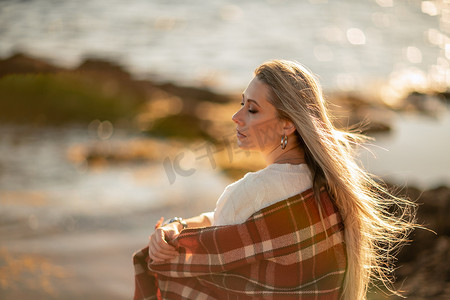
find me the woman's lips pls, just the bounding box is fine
[237,129,246,138]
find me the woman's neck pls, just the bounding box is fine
[263,144,306,166]
[273,156,305,165]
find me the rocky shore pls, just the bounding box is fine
[1,53,448,136]
[387,185,450,299]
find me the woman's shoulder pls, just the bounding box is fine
[224,163,311,197]
[213,169,268,225]
[224,166,272,192]
[217,167,271,205]
[214,164,312,225]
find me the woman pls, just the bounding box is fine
[135,60,415,299]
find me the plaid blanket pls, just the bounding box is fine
[133,188,346,300]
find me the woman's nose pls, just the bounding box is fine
[232,109,244,125]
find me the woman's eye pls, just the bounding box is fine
[240,102,256,113]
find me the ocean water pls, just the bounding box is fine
[0,0,446,93]
[359,108,450,189]
[0,126,227,216]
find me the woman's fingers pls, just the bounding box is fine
[149,245,178,262]
[148,228,179,262]
[149,245,177,261]
[154,229,178,254]
[155,229,177,250]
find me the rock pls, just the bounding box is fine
[398,236,450,299]
[75,58,132,81]
[0,53,231,140]
[156,82,231,104]
[403,91,448,117]
[390,184,450,299]
[435,90,450,104]
[0,53,63,77]
[328,92,393,134]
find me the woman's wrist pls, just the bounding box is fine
[167,217,187,231]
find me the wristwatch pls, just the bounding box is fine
[167,217,188,229]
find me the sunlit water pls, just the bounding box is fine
[0,0,445,93]
[359,109,450,189]
[0,127,228,227]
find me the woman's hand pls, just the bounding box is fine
[148,213,212,262]
[148,222,181,262]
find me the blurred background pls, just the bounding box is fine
[0,0,449,299]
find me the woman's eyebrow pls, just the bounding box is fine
[241,94,261,107]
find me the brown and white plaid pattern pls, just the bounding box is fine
[133,188,347,300]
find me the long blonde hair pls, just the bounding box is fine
[255,60,416,300]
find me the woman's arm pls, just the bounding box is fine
[185,213,212,228]
[148,190,345,279]
[148,213,212,262]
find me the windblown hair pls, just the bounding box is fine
[255,60,416,300]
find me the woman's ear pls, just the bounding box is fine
[282,119,296,136]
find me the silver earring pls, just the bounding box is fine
[280,134,288,150]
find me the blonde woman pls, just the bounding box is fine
[134,60,415,300]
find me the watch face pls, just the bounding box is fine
[168,217,187,229]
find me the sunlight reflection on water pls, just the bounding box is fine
[0,127,227,219]
[359,109,450,189]
[0,0,445,93]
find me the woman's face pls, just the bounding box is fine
[232,77,285,153]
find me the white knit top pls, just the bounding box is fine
[203,163,313,226]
